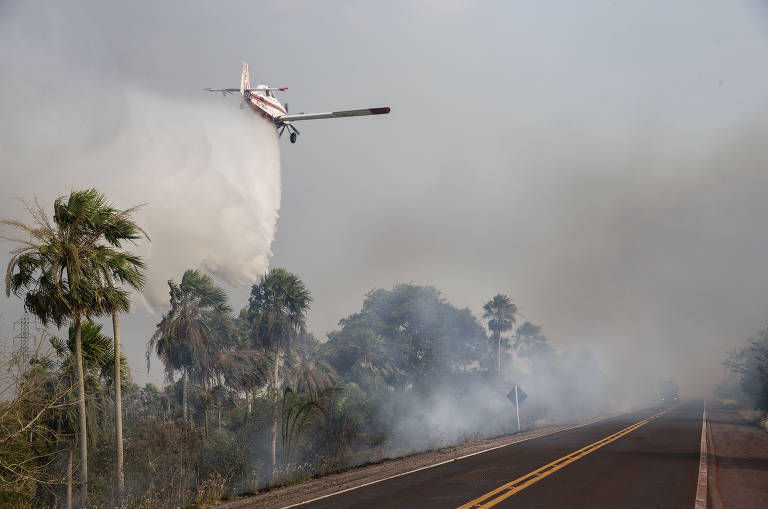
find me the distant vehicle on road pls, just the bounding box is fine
[660,379,679,406]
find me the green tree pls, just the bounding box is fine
[325,324,401,390]
[248,268,312,474]
[725,326,768,410]
[327,284,486,389]
[3,189,141,506]
[483,294,517,376]
[148,269,230,423]
[513,322,553,359]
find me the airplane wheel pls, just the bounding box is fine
[290,133,297,144]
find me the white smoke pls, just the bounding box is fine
[0,85,281,307]
[0,3,283,386]
[0,2,284,310]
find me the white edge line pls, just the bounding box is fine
[694,402,708,509]
[280,411,636,509]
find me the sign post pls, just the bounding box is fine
[507,385,527,433]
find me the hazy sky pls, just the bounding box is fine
[2,1,768,396]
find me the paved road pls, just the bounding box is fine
[300,403,703,509]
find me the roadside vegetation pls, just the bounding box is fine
[718,325,768,432]
[1,189,603,508]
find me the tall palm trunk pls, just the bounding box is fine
[73,317,88,507]
[113,313,125,503]
[66,446,72,509]
[182,369,189,422]
[273,346,280,390]
[216,373,223,430]
[271,346,280,474]
[107,272,125,506]
[497,332,502,375]
[495,309,503,376]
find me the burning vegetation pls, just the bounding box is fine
[0,189,614,508]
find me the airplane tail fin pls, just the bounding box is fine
[240,61,250,96]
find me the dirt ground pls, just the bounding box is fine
[708,402,768,509]
[216,413,624,509]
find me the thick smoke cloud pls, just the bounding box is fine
[375,348,616,454]
[0,6,281,308]
[2,0,768,398]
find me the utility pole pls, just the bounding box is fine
[515,384,521,433]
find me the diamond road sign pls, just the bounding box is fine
[506,386,527,405]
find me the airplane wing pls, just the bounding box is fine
[204,88,240,94]
[277,107,390,122]
[204,87,287,94]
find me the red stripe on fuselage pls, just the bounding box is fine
[247,92,287,115]
[247,101,287,129]
[248,101,275,121]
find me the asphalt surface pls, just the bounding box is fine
[299,402,703,509]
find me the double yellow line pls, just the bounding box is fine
[457,408,674,509]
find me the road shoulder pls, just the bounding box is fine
[707,402,768,509]
[216,412,627,509]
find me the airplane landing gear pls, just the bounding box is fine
[279,123,300,144]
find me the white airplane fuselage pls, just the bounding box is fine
[245,86,289,126]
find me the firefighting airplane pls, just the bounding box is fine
[205,62,390,143]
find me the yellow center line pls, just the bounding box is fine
[456,407,674,509]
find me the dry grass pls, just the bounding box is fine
[716,398,743,409]
[738,408,765,425]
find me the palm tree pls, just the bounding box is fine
[483,294,518,376]
[50,320,127,509]
[50,320,128,384]
[218,310,261,415]
[195,385,213,438]
[96,208,147,506]
[148,269,230,423]
[3,189,141,506]
[288,333,338,398]
[248,268,312,474]
[279,387,324,468]
[219,348,271,416]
